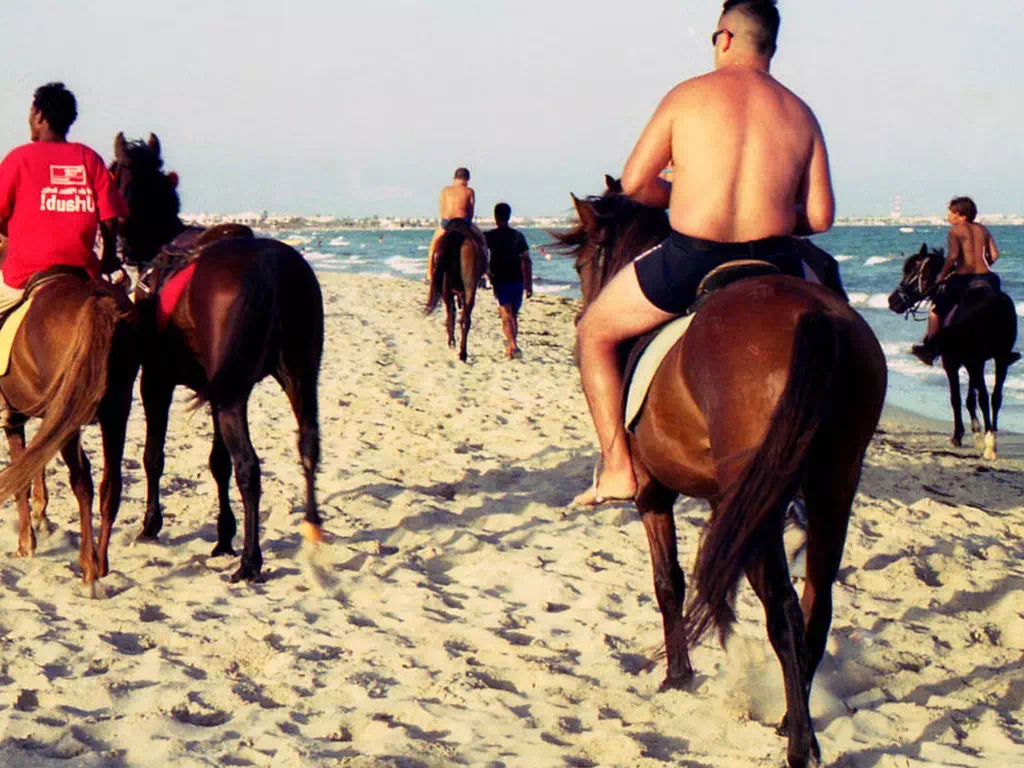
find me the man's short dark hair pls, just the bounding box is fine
[722,0,780,56]
[32,82,78,137]
[949,196,978,222]
[454,167,470,181]
[494,202,511,223]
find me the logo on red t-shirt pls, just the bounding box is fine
[40,165,94,213]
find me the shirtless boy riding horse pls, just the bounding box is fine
[426,167,487,284]
[573,0,835,506]
[912,196,1001,366]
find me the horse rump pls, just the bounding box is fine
[424,223,469,315]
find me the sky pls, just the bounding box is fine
[1,0,1021,218]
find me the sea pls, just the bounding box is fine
[268,225,1024,432]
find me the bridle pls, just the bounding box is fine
[893,256,938,320]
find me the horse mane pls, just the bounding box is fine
[114,138,185,263]
[550,193,670,286]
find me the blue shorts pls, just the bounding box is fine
[493,280,524,313]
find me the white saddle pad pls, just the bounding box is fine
[624,314,693,431]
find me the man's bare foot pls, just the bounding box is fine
[571,463,636,507]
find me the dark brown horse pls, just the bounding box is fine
[555,183,887,768]
[0,272,139,592]
[887,243,1019,458]
[424,220,488,362]
[111,132,325,583]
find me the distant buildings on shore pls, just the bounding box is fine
[182,210,1024,230]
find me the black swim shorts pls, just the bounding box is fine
[633,230,803,315]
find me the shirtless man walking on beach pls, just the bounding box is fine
[426,167,487,284]
[573,0,835,506]
[912,196,1001,365]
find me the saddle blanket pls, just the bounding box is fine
[0,298,35,377]
[624,314,693,431]
[156,262,198,332]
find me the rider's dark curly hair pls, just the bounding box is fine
[32,82,78,137]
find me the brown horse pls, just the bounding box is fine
[888,244,1019,458]
[110,132,325,583]
[555,183,887,768]
[0,271,139,591]
[424,220,488,362]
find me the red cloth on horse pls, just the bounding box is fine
[156,262,197,331]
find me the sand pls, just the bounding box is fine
[0,271,1022,767]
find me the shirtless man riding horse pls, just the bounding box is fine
[426,167,487,284]
[912,196,1001,366]
[573,0,835,506]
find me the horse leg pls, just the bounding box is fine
[967,361,995,459]
[208,408,237,557]
[30,466,51,534]
[942,359,965,447]
[139,369,175,541]
[60,431,100,587]
[989,357,1010,458]
[636,474,689,689]
[459,287,475,363]
[745,534,819,768]
[215,397,264,583]
[445,291,457,350]
[965,382,982,449]
[274,370,322,536]
[95,384,133,578]
[4,424,36,558]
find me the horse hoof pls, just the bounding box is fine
[229,565,264,584]
[301,522,323,544]
[211,543,237,558]
[136,532,161,544]
[459,352,468,363]
[658,673,694,693]
[950,436,962,448]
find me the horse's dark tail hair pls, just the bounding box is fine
[424,227,466,316]
[197,250,282,407]
[681,312,846,649]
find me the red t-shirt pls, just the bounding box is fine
[0,142,128,288]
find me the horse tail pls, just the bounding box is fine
[682,311,846,648]
[424,229,465,316]
[198,250,284,407]
[0,292,123,502]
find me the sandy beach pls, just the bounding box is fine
[0,271,1022,767]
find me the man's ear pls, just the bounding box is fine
[167,171,179,189]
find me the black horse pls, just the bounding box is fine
[888,243,1019,458]
[110,132,325,582]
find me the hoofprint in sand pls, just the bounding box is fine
[0,272,1021,767]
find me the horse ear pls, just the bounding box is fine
[147,133,161,157]
[571,194,599,231]
[167,171,179,189]
[918,242,928,255]
[604,174,622,193]
[114,132,129,164]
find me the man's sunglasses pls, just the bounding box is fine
[711,28,734,47]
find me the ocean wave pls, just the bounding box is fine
[834,255,854,262]
[863,255,896,266]
[386,254,426,275]
[303,251,334,262]
[847,292,892,309]
[533,283,575,295]
[328,236,350,246]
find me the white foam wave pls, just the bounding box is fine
[1016,301,1024,318]
[328,236,350,246]
[834,255,854,262]
[863,255,895,266]
[386,254,426,275]
[303,251,334,262]
[533,283,574,295]
[847,292,892,309]
[417,245,429,250]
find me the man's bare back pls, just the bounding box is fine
[440,183,474,222]
[667,69,827,240]
[948,221,998,275]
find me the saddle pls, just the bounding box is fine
[622,260,782,431]
[0,266,94,378]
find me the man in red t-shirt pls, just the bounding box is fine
[0,82,127,311]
